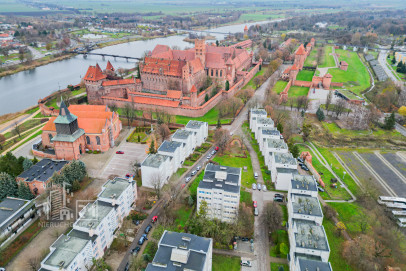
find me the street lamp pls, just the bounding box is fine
[343,171,346,180]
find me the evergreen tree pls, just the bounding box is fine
[136,65,141,79]
[216,40,219,46]
[149,140,156,154]
[205,94,209,102]
[277,123,283,133]
[32,157,39,165]
[225,81,230,91]
[72,180,81,192]
[17,182,34,200]
[0,172,18,201]
[217,118,222,129]
[316,107,325,121]
[50,171,69,188]
[384,112,396,130]
[23,158,33,171]
[392,57,396,64]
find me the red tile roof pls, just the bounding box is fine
[166,90,182,99]
[142,57,186,77]
[325,73,332,78]
[291,64,298,70]
[341,61,348,66]
[84,64,106,81]
[244,25,248,31]
[188,58,204,74]
[296,44,306,55]
[102,78,134,86]
[190,85,197,93]
[106,61,115,71]
[283,66,291,74]
[106,96,180,108]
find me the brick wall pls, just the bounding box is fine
[293,80,313,88]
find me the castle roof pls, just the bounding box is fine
[106,60,115,71]
[340,61,348,66]
[84,64,106,81]
[296,44,306,55]
[190,85,197,93]
[54,100,77,125]
[142,57,185,77]
[102,78,134,86]
[291,64,298,70]
[324,73,332,78]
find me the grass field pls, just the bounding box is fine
[288,86,309,97]
[0,0,42,12]
[175,107,231,125]
[242,66,268,90]
[318,46,336,68]
[296,70,314,81]
[174,205,193,227]
[304,48,318,67]
[272,80,288,94]
[212,254,241,271]
[235,12,283,23]
[328,49,371,95]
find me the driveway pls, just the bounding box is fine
[12,135,41,159]
[101,142,148,178]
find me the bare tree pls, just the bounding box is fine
[333,99,347,118]
[131,159,141,177]
[157,123,171,141]
[151,173,164,199]
[213,128,231,153]
[325,90,333,115]
[0,134,5,150]
[13,121,21,138]
[27,256,42,270]
[264,202,283,233]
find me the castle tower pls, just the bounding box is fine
[195,39,206,67]
[244,25,248,37]
[84,63,107,104]
[322,73,332,89]
[294,44,306,70]
[289,64,299,84]
[190,85,198,107]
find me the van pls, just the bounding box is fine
[254,207,259,216]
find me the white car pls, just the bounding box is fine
[257,183,261,191]
[254,172,258,179]
[241,260,252,267]
[252,183,257,190]
[262,185,267,191]
[185,177,191,183]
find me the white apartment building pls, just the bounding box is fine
[293,256,333,271]
[172,129,196,158]
[250,108,267,130]
[39,177,137,271]
[146,231,213,271]
[254,117,275,140]
[158,140,184,172]
[275,167,299,191]
[258,128,281,152]
[141,154,172,188]
[185,120,208,147]
[271,152,297,187]
[289,219,330,271]
[288,194,323,227]
[197,164,241,223]
[289,175,319,198]
[263,138,288,168]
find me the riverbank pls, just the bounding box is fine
[0,54,73,78]
[97,33,179,48]
[183,35,216,43]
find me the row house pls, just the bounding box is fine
[254,117,274,140]
[39,177,137,271]
[271,152,298,189]
[258,128,281,152]
[288,194,323,227]
[264,138,288,168]
[142,120,208,189]
[289,175,319,198]
[197,164,241,223]
[249,108,267,130]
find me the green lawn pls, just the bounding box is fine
[3,118,43,139]
[242,66,268,90]
[175,107,231,125]
[212,254,241,271]
[328,202,365,235]
[189,171,204,200]
[304,48,318,67]
[272,80,288,94]
[236,12,282,23]
[240,189,252,205]
[322,122,403,139]
[288,86,309,97]
[271,262,289,271]
[296,70,314,81]
[318,46,336,68]
[328,49,371,95]
[174,206,193,227]
[269,229,289,258]
[213,152,255,188]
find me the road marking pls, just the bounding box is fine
[374,151,406,185]
[333,152,364,190]
[353,151,397,196]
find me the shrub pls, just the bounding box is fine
[93,150,98,154]
[279,243,289,256]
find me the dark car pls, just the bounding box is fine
[145,224,152,234]
[138,236,146,245]
[274,193,284,199]
[274,197,284,202]
[124,262,130,271]
[142,233,148,239]
[301,165,310,171]
[317,186,325,192]
[241,237,250,241]
[297,157,304,163]
[116,151,124,154]
[131,246,141,255]
[132,220,140,225]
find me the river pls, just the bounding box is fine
[0,20,275,115]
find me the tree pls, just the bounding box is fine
[132,159,141,177]
[225,80,230,91]
[264,202,282,233]
[302,123,312,141]
[384,112,395,130]
[18,182,34,200]
[289,143,300,158]
[277,122,283,133]
[0,172,18,201]
[18,49,25,63]
[392,57,396,64]
[123,103,135,127]
[150,173,164,199]
[13,121,21,138]
[157,124,171,141]
[149,139,156,154]
[316,107,325,121]
[205,94,209,102]
[92,258,111,271]
[237,88,254,104]
[325,90,333,115]
[398,106,406,117]
[216,118,221,129]
[213,128,230,153]
[46,43,52,51]
[333,99,347,118]
[23,158,33,171]
[0,134,5,150]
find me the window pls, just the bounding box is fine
[216,70,218,77]
[96,136,101,145]
[211,70,213,76]
[86,136,90,145]
[48,134,53,142]
[220,70,223,77]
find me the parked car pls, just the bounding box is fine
[274,193,284,199]
[262,185,267,191]
[196,165,201,171]
[252,183,257,190]
[125,173,131,178]
[241,237,249,242]
[297,157,304,163]
[317,186,325,192]
[257,183,261,191]
[145,224,152,234]
[254,172,258,179]
[301,165,309,171]
[132,220,140,225]
[191,170,197,176]
[254,207,259,216]
[280,134,284,139]
[274,197,284,202]
[124,262,130,271]
[241,260,252,267]
[116,151,124,154]
[298,162,304,167]
[215,146,219,151]
[138,236,146,245]
[152,216,158,223]
[185,176,192,183]
[142,233,148,240]
[131,246,141,255]
[253,201,257,208]
[211,150,216,155]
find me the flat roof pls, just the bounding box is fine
[266,138,287,149]
[44,234,89,269]
[17,159,69,183]
[293,219,329,252]
[261,128,279,135]
[0,197,33,232]
[257,117,274,125]
[277,167,298,174]
[158,140,182,153]
[198,164,241,193]
[291,194,323,217]
[172,129,193,140]
[185,120,206,129]
[291,174,318,192]
[142,153,170,168]
[75,200,114,229]
[250,108,267,116]
[274,152,296,165]
[98,177,131,200]
[298,257,332,271]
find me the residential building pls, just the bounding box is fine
[289,219,330,264]
[289,175,319,198]
[275,167,299,191]
[249,108,267,130]
[293,255,333,271]
[254,118,274,140]
[258,128,280,152]
[263,138,288,168]
[146,231,212,271]
[185,120,208,147]
[197,164,241,222]
[0,197,36,247]
[39,177,137,271]
[158,140,184,172]
[172,129,195,158]
[271,152,297,188]
[16,159,69,195]
[288,194,323,226]
[141,154,172,188]
[34,102,122,160]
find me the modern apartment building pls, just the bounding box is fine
[288,194,323,227]
[289,175,319,198]
[158,140,184,173]
[141,154,172,188]
[146,231,213,271]
[197,164,241,222]
[254,117,275,140]
[263,138,288,168]
[258,128,281,152]
[172,129,196,158]
[249,108,267,130]
[293,256,333,271]
[185,120,208,147]
[271,152,297,187]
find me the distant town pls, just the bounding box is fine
[1,1,406,271]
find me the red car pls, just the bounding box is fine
[152,216,158,223]
[116,151,124,154]
[253,201,257,208]
[215,146,219,151]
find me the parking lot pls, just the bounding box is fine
[241,257,257,270]
[101,142,148,178]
